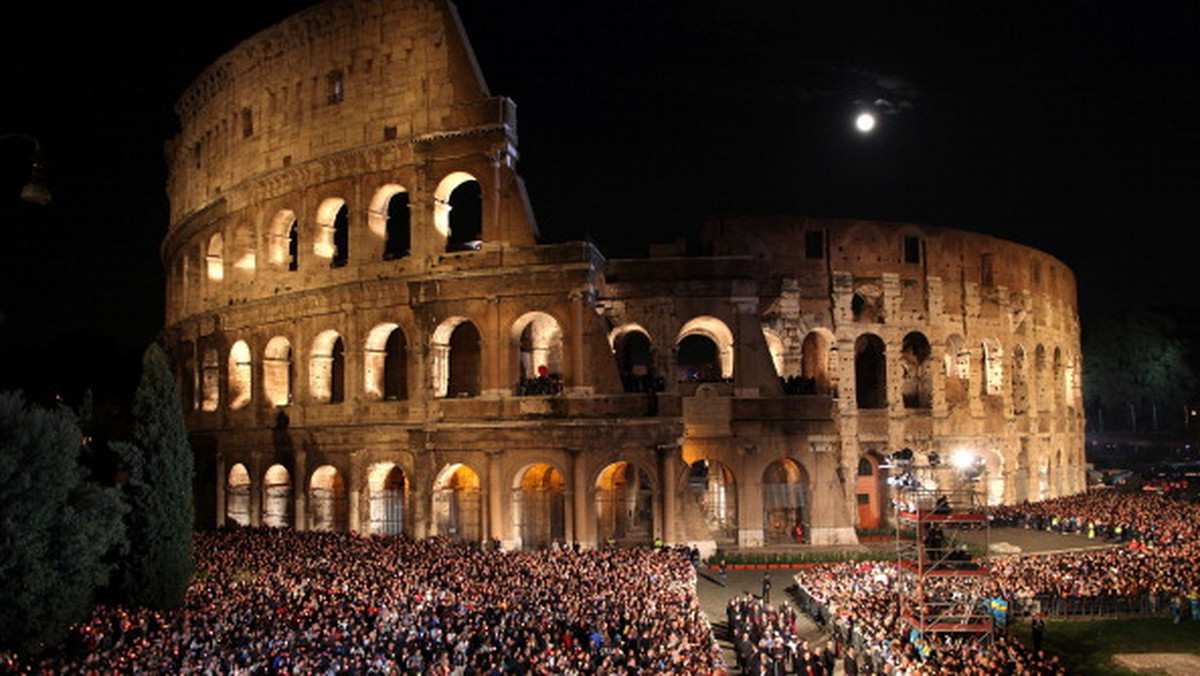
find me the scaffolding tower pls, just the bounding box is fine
[894,468,994,648]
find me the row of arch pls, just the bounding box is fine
[177,172,486,300]
[222,457,814,546]
[184,311,1078,415]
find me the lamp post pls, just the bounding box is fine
[0,132,51,206]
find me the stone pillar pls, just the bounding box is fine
[570,448,589,547]
[294,447,308,531]
[249,457,263,527]
[214,453,226,529]
[658,445,678,544]
[569,291,587,391]
[487,449,505,548]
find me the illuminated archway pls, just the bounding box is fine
[268,209,298,270]
[314,197,348,266]
[226,463,251,526]
[433,463,482,542]
[686,459,738,543]
[201,347,219,411]
[432,318,480,398]
[368,463,408,535]
[855,333,887,409]
[310,330,346,404]
[901,332,932,409]
[800,330,834,395]
[262,464,292,528]
[434,171,482,251]
[369,184,411,260]
[309,465,347,531]
[364,324,407,401]
[512,312,564,393]
[263,336,293,406]
[676,316,734,380]
[762,458,809,544]
[228,340,252,410]
[512,463,566,549]
[595,462,654,545]
[610,324,656,392]
[855,453,888,530]
[206,232,224,281]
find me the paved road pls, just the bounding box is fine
[694,566,832,674]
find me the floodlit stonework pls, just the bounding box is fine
[162,0,1085,552]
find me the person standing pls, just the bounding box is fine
[1031,613,1045,652]
[762,571,772,604]
[718,558,728,587]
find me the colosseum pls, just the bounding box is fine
[161,0,1085,551]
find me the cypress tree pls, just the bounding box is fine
[0,391,126,654]
[111,344,195,609]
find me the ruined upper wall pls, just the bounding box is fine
[165,0,489,225]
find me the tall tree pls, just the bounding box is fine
[0,391,126,654]
[110,344,195,609]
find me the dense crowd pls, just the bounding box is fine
[7,531,723,675]
[789,491,1200,675]
[726,594,837,675]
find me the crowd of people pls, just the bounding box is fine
[786,491,1200,675]
[8,532,724,675]
[725,594,837,675]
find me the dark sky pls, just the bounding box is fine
[1,0,1198,353]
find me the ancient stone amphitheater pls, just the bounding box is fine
[161,0,1084,551]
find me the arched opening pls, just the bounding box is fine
[763,329,785,378]
[268,210,298,271]
[314,198,347,266]
[676,316,734,381]
[206,232,224,281]
[1035,345,1049,412]
[595,462,653,545]
[982,339,1004,396]
[678,335,720,382]
[512,463,566,549]
[368,463,407,536]
[800,330,834,395]
[433,463,482,542]
[855,454,888,530]
[263,464,293,528]
[310,331,346,404]
[434,172,483,252]
[612,325,657,392]
[762,458,809,544]
[1012,345,1029,415]
[855,333,887,409]
[309,465,347,532]
[179,341,196,411]
[226,463,250,526]
[433,319,481,398]
[370,185,411,260]
[944,334,968,406]
[513,312,564,395]
[201,347,220,412]
[263,336,293,406]
[228,340,252,410]
[364,324,407,401]
[1014,443,1031,503]
[901,332,932,409]
[687,459,738,543]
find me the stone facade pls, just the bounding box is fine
[162,0,1085,552]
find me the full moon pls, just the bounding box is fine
[855,112,876,133]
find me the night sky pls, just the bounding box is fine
[1,0,1197,356]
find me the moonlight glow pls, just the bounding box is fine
[855,112,876,133]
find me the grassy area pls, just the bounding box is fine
[1010,617,1200,676]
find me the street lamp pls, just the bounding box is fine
[1,133,51,206]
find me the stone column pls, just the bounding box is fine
[570,448,589,547]
[658,444,678,544]
[249,457,263,527]
[214,453,226,529]
[487,449,505,548]
[294,447,308,531]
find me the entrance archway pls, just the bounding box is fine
[263,464,292,528]
[226,463,251,526]
[368,463,408,535]
[762,458,809,543]
[433,464,482,542]
[686,459,738,543]
[310,465,347,531]
[596,462,654,545]
[855,454,887,530]
[512,463,566,549]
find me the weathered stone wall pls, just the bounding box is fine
[163,0,1084,552]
